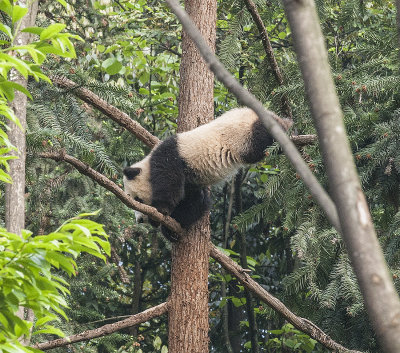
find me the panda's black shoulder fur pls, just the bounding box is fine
[148,136,210,241]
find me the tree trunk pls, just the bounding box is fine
[168,1,216,352]
[5,0,38,235]
[5,0,38,342]
[282,1,400,352]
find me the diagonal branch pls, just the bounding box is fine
[51,75,314,148]
[165,0,341,233]
[38,150,183,236]
[33,302,168,351]
[210,245,362,353]
[282,1,400,352]
[243,0,293,119]
[39,150,355,352]
[49,75,160,148]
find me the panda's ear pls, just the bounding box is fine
[123,167,141,180]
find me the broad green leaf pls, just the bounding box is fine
[0,0,12,17]
[32,326,64,337]
[102,57,123,75]
[21,26,44,36]
[0,23,12,39]
[12,5,28,24]
[40,23,66,41]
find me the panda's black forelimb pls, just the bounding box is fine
[161,184,211,242]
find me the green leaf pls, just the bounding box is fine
[0,23,12,39]
[56,0,67,6]
[278,31,287,39]
[21,26,44,36]
[0,0,12,17]
[231,297,246,307]
[32,326,65,337]
[153,336,162,350]
[12,5,28,24]
[102,57,123,75]
[40,23,66,40]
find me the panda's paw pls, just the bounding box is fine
[153,201,173,216]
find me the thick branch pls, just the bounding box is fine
[243,0,293,119]
[282,1,400,352]
[210,245,361,353]
[38,150,183,236]
[50,75,160,148]
[39,145,350,352]
[34,302,168,351]
[165,0,341,233]
[51,75,313,148]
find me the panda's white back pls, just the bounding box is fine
[177,108,259,185]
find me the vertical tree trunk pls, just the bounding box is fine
[168,1,216,352]
[5,0,38,235]
[5,1,38,340]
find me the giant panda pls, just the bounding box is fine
[123,107,291,241]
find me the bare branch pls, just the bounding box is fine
[291,134,317,146]
[33,302,168,351]
[38,150,183,236]
[282,1,400,352]
[243,0,293,119]
[165,0,341,233]
[210,245,362,353]
[50,75,160,148]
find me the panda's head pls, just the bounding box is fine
[123,158,152,223]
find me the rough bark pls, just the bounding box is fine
[165,0,341,233]
[282,1,400,352]
[243,0,293,119]
[33,303,168,351]
[168,1,216,352]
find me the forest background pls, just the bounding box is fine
[1,0,400,352]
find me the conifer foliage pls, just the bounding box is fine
[6,0,400,352]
